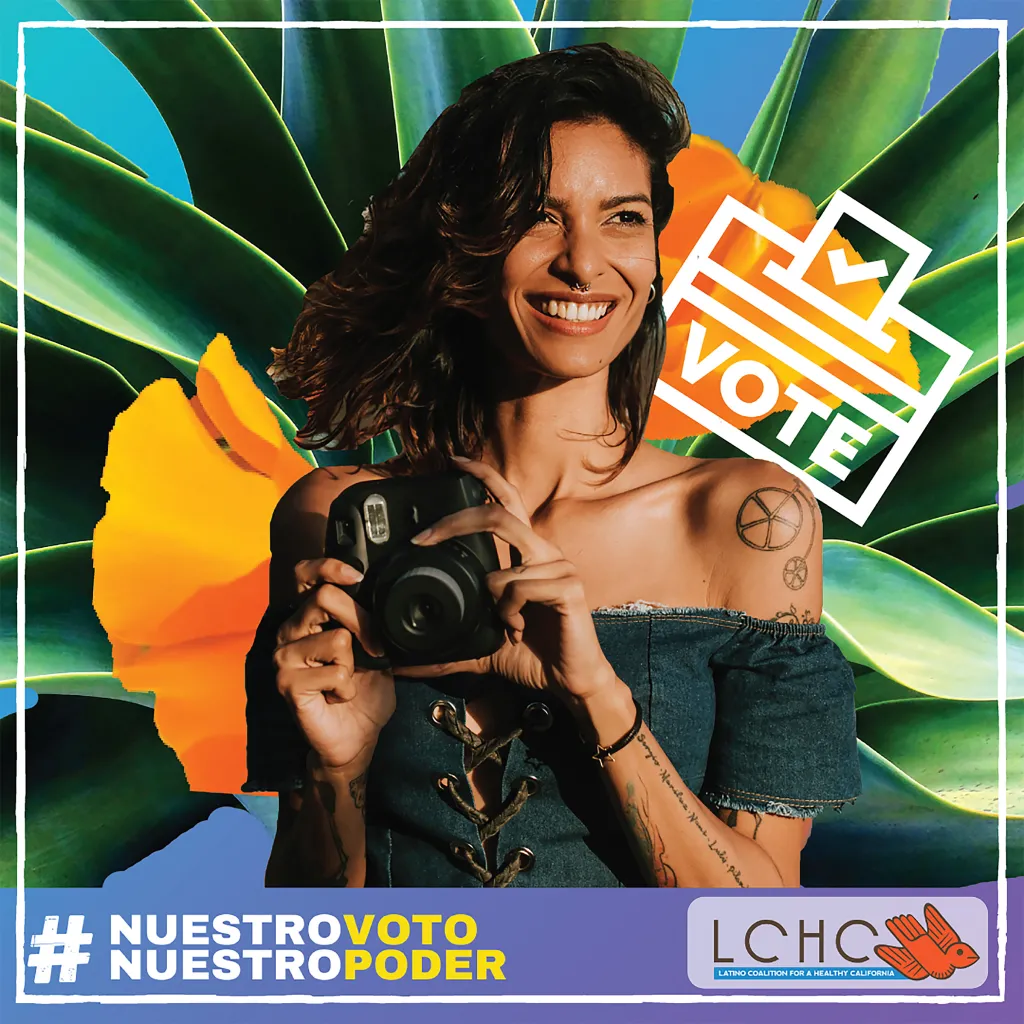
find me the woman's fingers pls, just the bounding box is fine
[412,503,561,564]
[277,663,359,705]
[398,657,490,679]
[277,581,383,657]
[452,457,530,524]
[485,561,577,633]
[293,556,364,597]
[493,573,587,628]
[273,625,355,670]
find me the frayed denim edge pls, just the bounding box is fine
[702,790,858,819]
[590,602,826,636]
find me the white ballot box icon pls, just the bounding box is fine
[657,190,972,527]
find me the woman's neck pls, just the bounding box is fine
[483,370,628,515]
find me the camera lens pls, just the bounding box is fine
[406,594,442,634]
[381,563,471,654]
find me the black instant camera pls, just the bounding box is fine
[325,472,506,668]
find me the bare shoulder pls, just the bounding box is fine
[273,463,386,529]
[694,457,823,621]
[268,463,390,600]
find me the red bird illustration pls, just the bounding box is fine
[874,903,980,980]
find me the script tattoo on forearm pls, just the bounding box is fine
[635,732,748,888]
[735,482,817,591]
[624,780,679,887]
[315,780,349,886]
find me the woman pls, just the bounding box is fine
[244,43,861,889]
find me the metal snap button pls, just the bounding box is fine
[436,772,460,792]
[522,701,553,733]
[429,699,457,725]
[519,775,541,797]
[510,846,535,871]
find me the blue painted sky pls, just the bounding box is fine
[1,0,1019,203]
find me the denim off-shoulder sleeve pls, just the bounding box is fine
[699,619,861,818]
[240,604,310,793]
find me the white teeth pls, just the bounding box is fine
[540,300,611,321]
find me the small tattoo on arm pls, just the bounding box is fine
[770,604,817,624]
[315,780,349,886]
[722,806,764,841]
[349,772,367,819]
[735,482,817,591]
[624,779,678,887]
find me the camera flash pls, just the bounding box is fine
[363,494,391,545]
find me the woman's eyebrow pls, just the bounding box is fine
[543,192,654,211]
[600,193,653,210]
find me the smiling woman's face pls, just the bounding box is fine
[490,118,659,380]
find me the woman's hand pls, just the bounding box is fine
[273,558,396,772]
[401,459,617,704]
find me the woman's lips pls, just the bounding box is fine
[524,298,619,336]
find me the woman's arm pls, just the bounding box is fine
[571,458,823,887]
[266,754,371,887]
[261,466,395,888]
[568,683,808,888]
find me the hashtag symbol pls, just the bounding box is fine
[27,915,93,983]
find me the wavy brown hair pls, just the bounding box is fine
[270,43,690,474]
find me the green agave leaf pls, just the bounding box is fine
[0,284,315,471]
[193,0,284,109]
[532,0,690,80]
[0,695,237,886]
[380,0,537,164]
[853,669,925,709]
[903,238,1024,387]
[0,118,309,428]
[803,741,1022,886]
[820,354,1022,543]
[828,27,1024,277]
[869,505,1023,609]
[0,279,197,394]
[0,81,145,177]
[822,540,1024,699]
[738,0,821,182]
[857,698,1024,815]
[0,327,137,555]
[0,543,111,681]
[282,1,401,245]
[0,674,154,709]
[1006,202,1024,245]
[770,0,948,205]
[999,607,1024,631]
[58,0,345,284]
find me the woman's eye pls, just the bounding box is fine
[611,210,648,226]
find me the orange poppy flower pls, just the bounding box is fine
[647,135,919,440]
[92,334,312,793]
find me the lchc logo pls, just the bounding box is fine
[687,896,987,990]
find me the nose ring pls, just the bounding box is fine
[571,280,591,294]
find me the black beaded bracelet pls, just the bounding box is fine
[591,697,644,766]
